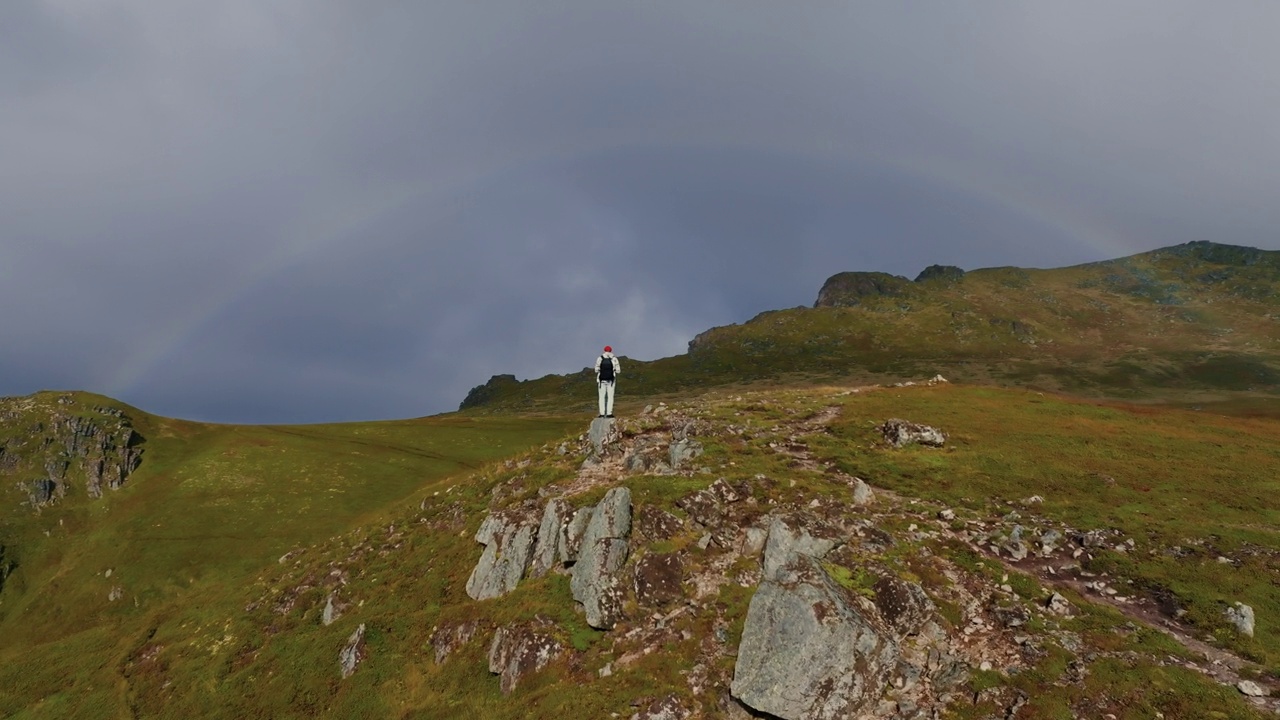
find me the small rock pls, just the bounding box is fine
[938,509,956,521]
[339,624,366,679]
[1225,602,1255,637]
[879,419,947,448]
[1046,592,1072,615]
[599,662,613,677]
[1238,680,1267,697]
[697,533,713,550]
[851,478,874,506]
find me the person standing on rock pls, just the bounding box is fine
[595,346,621,418]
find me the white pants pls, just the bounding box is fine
[598,381,615,416]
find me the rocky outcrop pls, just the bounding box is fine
[761,517,837,581]
[814,271,912,307]
[1,399,144,510]
[339,623,366,679]
[530,499,569,578]
[560,507,594,565]
[466,508,540,600]
[458,374,520,410]
[914,265,965,283]
[732,552,897,719]
[571,487,632,629]
[879,418,947,448]
[488,623,564,694]
[431,620,479,664]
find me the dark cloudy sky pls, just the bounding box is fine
[4,2,1279,423]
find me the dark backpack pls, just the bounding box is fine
[598,355,615,381]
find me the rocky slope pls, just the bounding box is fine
[228,380,1277,719]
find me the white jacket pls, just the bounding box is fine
[595,352,620,382]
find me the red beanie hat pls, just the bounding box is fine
[604,345,612,352]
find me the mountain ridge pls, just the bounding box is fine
[460,241,1280,413]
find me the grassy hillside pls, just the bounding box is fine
[0,391,577,719]
[460,241,1280,412]
[2,382,1275,717]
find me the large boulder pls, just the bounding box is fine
[571,487,632,629]
[466,508,540,600]
[731,553,897,719]
[560,506,595,565]
[488,624,564,694]
[588,417,618,456]
[339,624,367,679]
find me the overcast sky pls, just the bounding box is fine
[3,2,1279,423]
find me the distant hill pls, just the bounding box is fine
[460,241,1280,412]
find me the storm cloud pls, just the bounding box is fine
[4,2,1279,422]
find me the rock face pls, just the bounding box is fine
[571,487,632,629]
[762,517,836,581]
[339,624,366,679]
[879,419,947,448]
[488,624,564,694]
[466,509,540,600]
[732,552,897,719]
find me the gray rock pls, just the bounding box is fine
[466,509,539,600]
[588,417,617,455]
[488,624,564,694]
[339,623,366,679]
[1238,679,1267,697]
[741,526,769,556]
[322,592,342,626]
[1046,592,1072,615]
[1226,602,1255,637]
[529,499,568,578]
[634,553,685,607]
[560,506,594,565]
[669,438,704,470]
[851,477,874,506]
[879,419,947,448]
[762,517,836,581]
[732,553,896,719]
[571,487,632,629]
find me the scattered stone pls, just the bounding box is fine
[938,508,956,522]
[741,526,769,556]
[556,443,568,456]
[1225,602,1255,637]
[466,508,540,600]
[571,487,632,629]
[339,623,366,679]
[879,419,947,448]
[1046,592,1072,615]
[851,478,874,506]
[697,533,713,550]
[1238,680,1267,697]
[669,438,704,471]
[108,586,123,602]
[488,624,564,694]
[598,662,613,677]
[632,693,691,720]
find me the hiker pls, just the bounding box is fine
[595,346,621,418]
